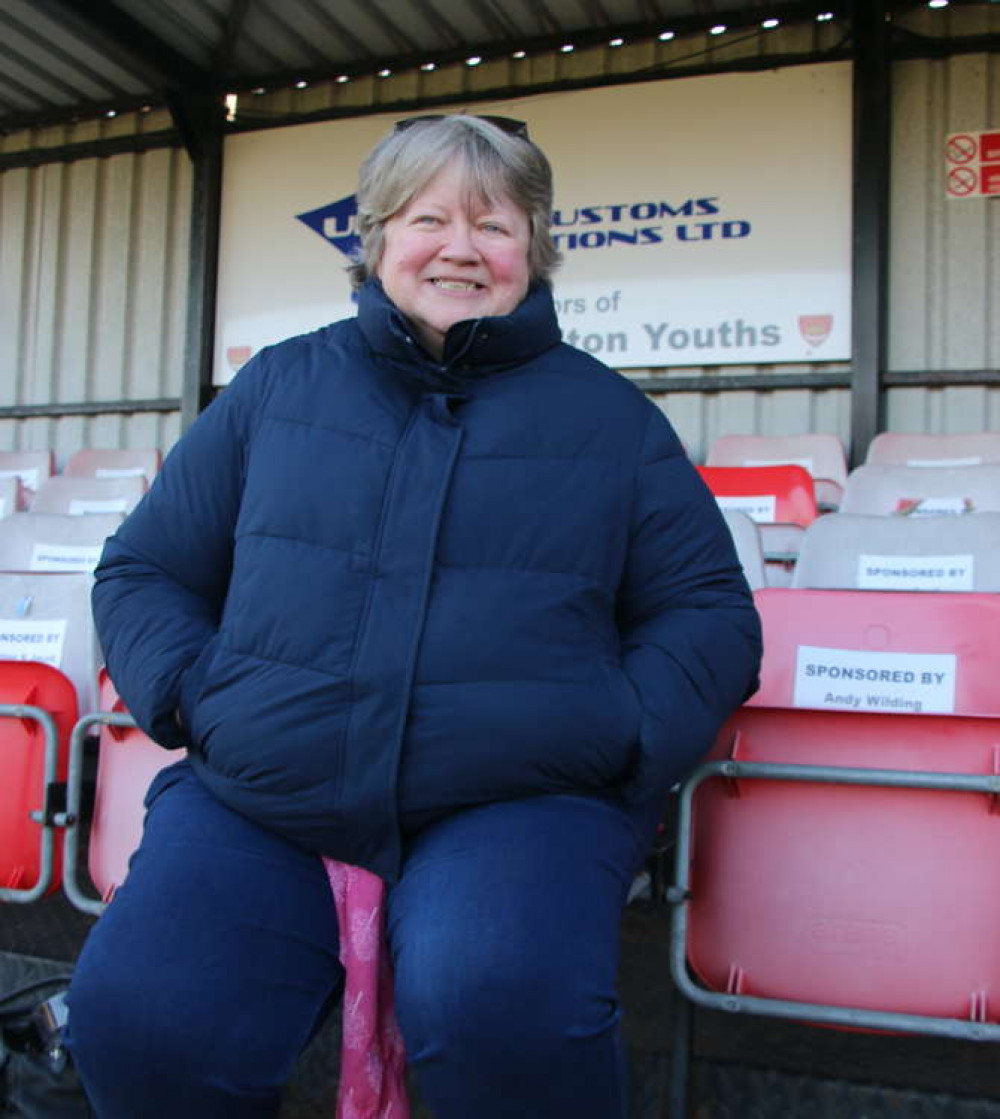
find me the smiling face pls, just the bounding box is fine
[376,158,532,359]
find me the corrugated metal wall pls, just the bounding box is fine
[642,368,852,464]
[0,12,997,463]
[888,6,1000,438]
[0,109,188,460]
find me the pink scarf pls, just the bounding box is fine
[322,858,411,1119]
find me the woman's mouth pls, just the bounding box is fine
[429,279,484,291]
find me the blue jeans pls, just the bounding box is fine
[67,762,660,1118]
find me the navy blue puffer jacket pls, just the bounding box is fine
[92,280,761,880]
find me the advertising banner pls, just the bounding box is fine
[215,63,852,383]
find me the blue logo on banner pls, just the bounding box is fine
[296,194,361,261]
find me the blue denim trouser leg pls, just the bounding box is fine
[67,762,661,1118]
[388,793,658,1119]
[66,762,345,1118]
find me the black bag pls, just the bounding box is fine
[0,975,91,1117]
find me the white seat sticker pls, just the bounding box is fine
[794,645,957,714]
[743,457,815,473]
[68,499,128,516]
[895,497,973,517]
[906,456,982,467]
[714,494,777,523]
[0,619,67,669]
[95,467,147,479]
[857,553,974,591]
[30,542,103,573]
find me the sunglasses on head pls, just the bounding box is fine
[393,114,530,140]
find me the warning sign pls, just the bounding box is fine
[945,130,1000,200]
[946,133,977,164]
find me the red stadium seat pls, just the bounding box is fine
[64,448,162,487]
[63,671,181,915]
[749,587,1000,715]
[697,464,818,528]
[707,433,848,511]
[669,585,1000,1090]
[0,660,78,902]
[676,707,1000,1032]
[698,465,819,584]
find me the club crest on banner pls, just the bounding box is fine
[227,345,252,372]
[799,314,833,347]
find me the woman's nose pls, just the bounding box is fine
[438,221,479,261]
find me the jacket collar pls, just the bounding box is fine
[355,278,562,388]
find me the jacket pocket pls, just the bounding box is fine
[604,664,644,778]
[177,635,219,741]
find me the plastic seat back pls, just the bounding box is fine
[687,706,1000,1023]
[0,512,122,574]
[0,477,22,519]
[697,465,817,527]
[86,672,182,903]
[749,586,1000,715]
[866,431,1000,468]
[0,571,100,715]
[30,475,146,517]
[0,660,78,899]
[64,448,161,487]
[673,586,1000,1036]
[707,434,848,486]
[721,510,766,590]
[840,463,1000,517]
[791,511,1000,592]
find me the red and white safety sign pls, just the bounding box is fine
[945,130,1000,199]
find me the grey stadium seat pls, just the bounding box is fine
[722,510,766,591]
[30,475,146,517]
[792,511,1000,592]
[0,512,122,573]
[839,463,1000,517]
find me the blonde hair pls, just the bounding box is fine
[348,114,560,288]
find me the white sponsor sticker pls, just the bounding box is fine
[0,620,67,669]
[906,456,982,467]
[794,645,957,714]
[895,496,972,517]
[30,542,103,573]
[743,457,815,473]
[68,499,128,516]
[857,553,974,591]
[0,468,38,490]
[95,467,146,479]
[714,494,777,523]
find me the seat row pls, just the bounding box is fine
[724,508,1000,594]
[0,448,160,517]
[706,456,1000,586]
[705,429,1000,510]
